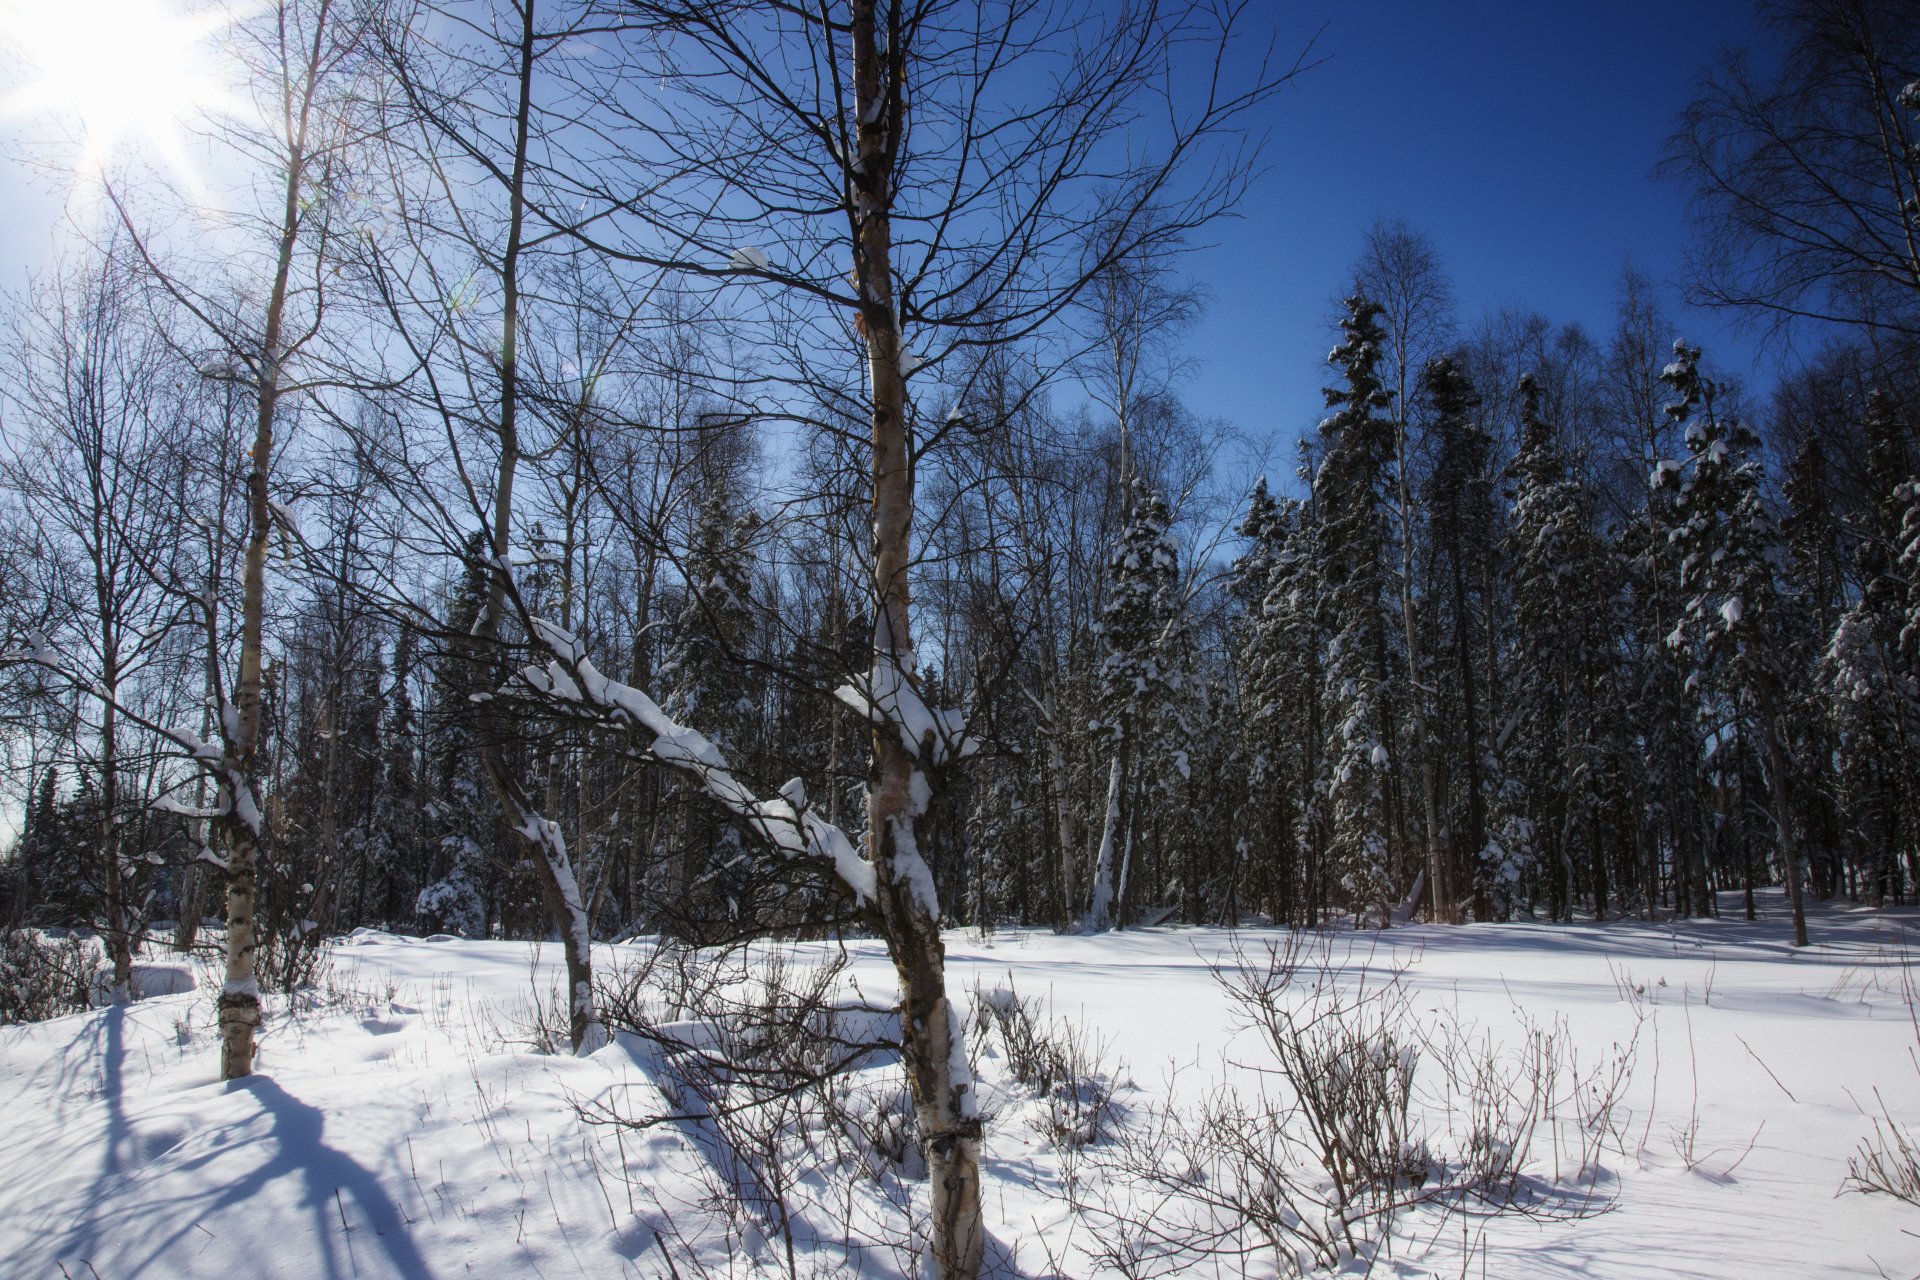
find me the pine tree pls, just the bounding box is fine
[661,491,763,757]
[1662,341,1808,944]
[1503,375,1619,921]
[370,626,428,926]
[1234,473,1333,923]
[1420,355,1494,920]
[1233,479,1297,920]
[1781,439,1845,899]
[419,534,496,935]
[1087,478,1181,930]
[1314,296,1399,924]
[1827,392,1918,904]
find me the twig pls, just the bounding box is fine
[1735,1034,1796,1102]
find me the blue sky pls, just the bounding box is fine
[0,1,1782,461]
[1176,0,1781,470]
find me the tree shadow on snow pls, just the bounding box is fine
[52,1073,433,1280]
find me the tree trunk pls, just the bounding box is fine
[214,372,277,1078]
[466,0,603,1053]
[1088,748,1125,930]
[851,4,983,1272]
[1761,697,1810,947]
[99,689,134,1001]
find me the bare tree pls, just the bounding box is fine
[101,0,371,1078]
[1663,0,1920,339]
[484,2,1309,1272]
[0,250,198,998]
[1351,219,1457,921]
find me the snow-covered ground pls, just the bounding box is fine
[4,892,1917,1279]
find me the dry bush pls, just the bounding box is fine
[0,928,102,1023]
[1843,958,1920,1208]
[581,942,923,1279]
[1073,933,1630,1278]
[972,978,1119,1152]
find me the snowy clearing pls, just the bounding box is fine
[3,894,1918,1279]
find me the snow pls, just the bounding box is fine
[836,654,976,766]
[525,618,880,906]
[885,817,940,917]
[4,897,1918,1279]
[727,245,771,271]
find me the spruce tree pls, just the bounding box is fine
[1662,341,1809,944]
[1827,392,1918,904]
[1420,355,1494,919]
[1232,479,1294,915]
[419,534,495,935]
[1781,439,1845,898]
[1088,478,1181,930]
[1314,296,1399,924]
[1503,375,1619,921]
[658,488,765,939]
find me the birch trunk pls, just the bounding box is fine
[210,0,337,1075]
[851,3,982,1272]
[464,0,602,1054]
[1088,751,1124,930]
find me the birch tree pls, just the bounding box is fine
[497,2,1300,1271]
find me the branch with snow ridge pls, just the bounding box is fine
[833,653,978,767]
[519,618,878,906]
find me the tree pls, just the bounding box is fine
[1088,479,1182,930]
[1663,0,1920,338]
[1353,220,1458,921]
[1504,375,1619,921]
[1824,391,1919,902]
[658,487,769,938]
[1604,268,1707,918]
[1661,341,1811,945]
[1233,472,1328,924]
[0,250,195,997]
[1315,296,1399,924]
[490,3,1301,1270]
[1420,356,1495,920]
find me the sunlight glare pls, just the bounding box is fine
[1,0,243,185]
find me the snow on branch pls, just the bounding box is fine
[834,654,977,767]
[7,636,264,841]
[520,618,878,907]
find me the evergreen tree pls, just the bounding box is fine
[657,488,766,939]
[1503,375,1619,921]
[1234,474,1329,923]
[1781,439,1846,899]
[1314,296,1399,924]
[1232,479,1297,920]
[1662,341,1809,944]
[1420,355,1494,919]
[419,534,496,935]
[1087,478,1181,930]
[1826,392,1918,904]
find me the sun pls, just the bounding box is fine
[1,0,243,184]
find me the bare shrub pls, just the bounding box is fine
[253,919,333,997]
[1843,958,1920,1208]
[1845,1091,1920,1206]
[581,942,924,1279]
[0,928,103,1023]
[1074,933,1628,1278]
[971,977,1119,1150]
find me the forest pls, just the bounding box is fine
[1,1,1918,1278]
